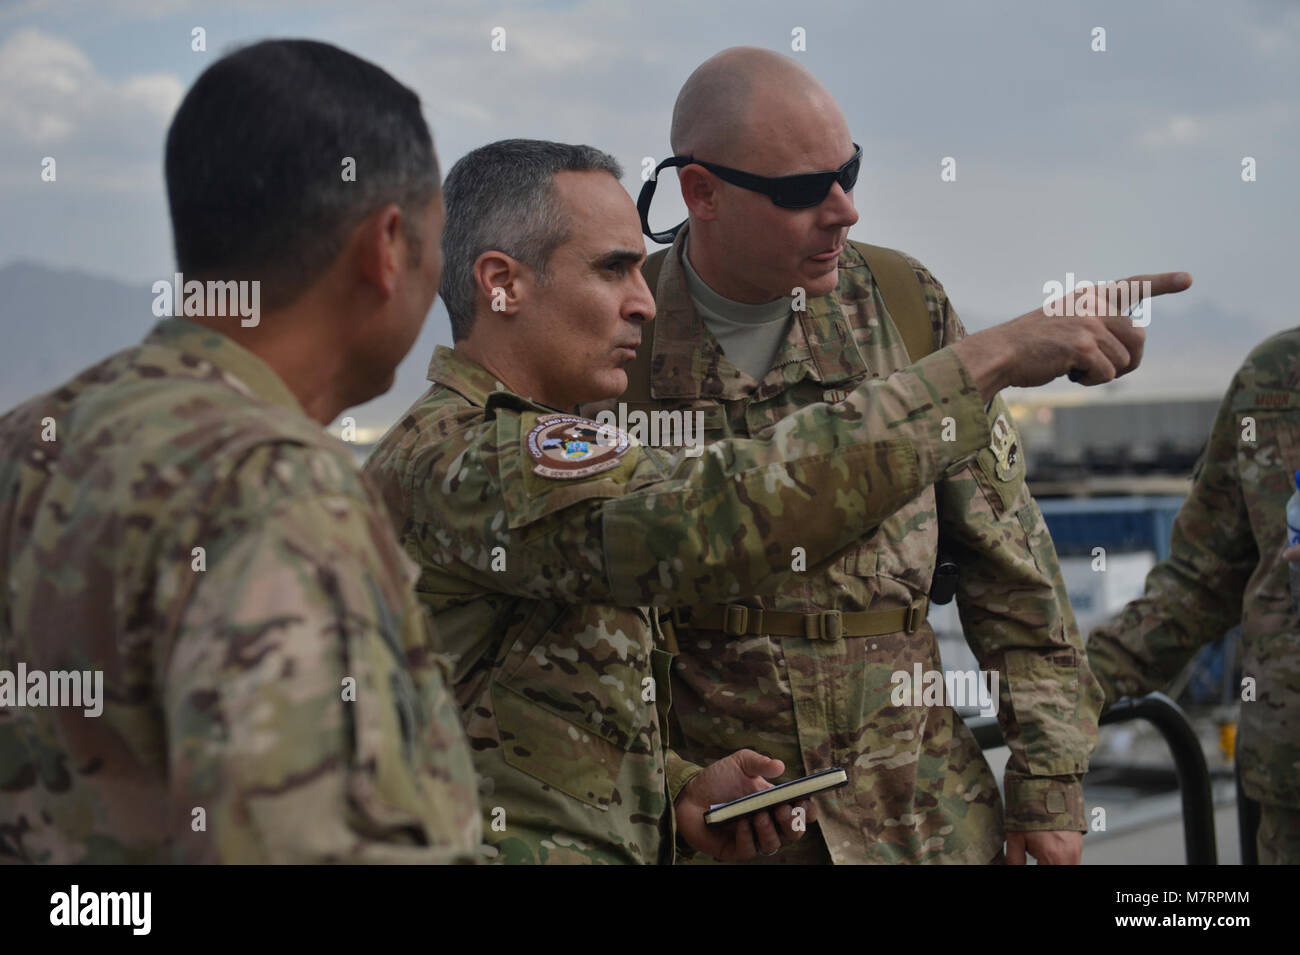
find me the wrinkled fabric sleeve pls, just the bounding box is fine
[921,259,1102,833]
[1087,368,1256,704]
[165,480,482,863]
[666,749,705,804]
[417,348,991,609]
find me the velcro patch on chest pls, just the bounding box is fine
[525,413,632,480]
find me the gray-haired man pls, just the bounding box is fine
[366,137,1186,864]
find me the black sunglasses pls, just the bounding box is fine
[637,143,862,243]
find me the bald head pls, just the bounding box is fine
[664,47,859,306]
[670,47,847,169]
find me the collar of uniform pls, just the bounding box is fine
[143,317,304,414]
[482,389,564,418]
[426,344,508,408]
[783,241,873,389]
[646,225,746,399]
[648,227,870,400]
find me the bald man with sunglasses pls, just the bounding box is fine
[584,46,1192,865]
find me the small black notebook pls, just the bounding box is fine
[703,767,849,826]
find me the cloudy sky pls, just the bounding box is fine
[1,0,1296,433]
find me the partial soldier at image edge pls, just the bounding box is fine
[1088,327,1300,865]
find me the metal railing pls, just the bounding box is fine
[966,691,1219,864]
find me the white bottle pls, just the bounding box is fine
[1287,470,1300,548]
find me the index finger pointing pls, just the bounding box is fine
[1118,271,1193,298]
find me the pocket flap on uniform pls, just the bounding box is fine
[1005,648,1091,776]
[491,681,626,810]
[842,546,879,577]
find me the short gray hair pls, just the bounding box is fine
[440,139,623,340]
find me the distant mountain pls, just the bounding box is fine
[0,258,1284,429]
[0,260,454,432]
[0,261,156,412]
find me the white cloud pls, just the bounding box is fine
[1232,2,1300,58]
[1139,114,1209,148]
[120,73,186,116]
[1134,101,1293,152]
[0,1,1295,424]
[0,27,183,147]
[0,0,299,21]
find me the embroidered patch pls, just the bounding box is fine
[526,413,631,479]
[990,412,1020,482]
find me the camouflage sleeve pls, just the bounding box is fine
[1087,364,1257,704]
[665,749,705,803]
[924,261,1102,833]
[416,347,991,608]
[165,447,482,863]
[666,748,705,862]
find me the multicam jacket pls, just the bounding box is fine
[583,228,1103,864]
[0,318,481,863]
[365,338,994,863]
[1089,328,1300,810]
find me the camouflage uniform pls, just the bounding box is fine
[583,230,1102,864]
[0,318,481,864]
[1088,328,1300,864]
[364,338,996,864]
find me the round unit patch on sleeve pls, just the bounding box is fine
[526,413,632,480]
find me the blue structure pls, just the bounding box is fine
[1036,495,1186,560]
[1037,493,1238,707]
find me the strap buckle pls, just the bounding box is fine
[805,610,843,640]
[723,604,749,636]
[904,598,927,634]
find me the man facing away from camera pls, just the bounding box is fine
[0,39,480,863]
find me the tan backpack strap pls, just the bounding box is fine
[623,250,668,403]
[850,241,935,362]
